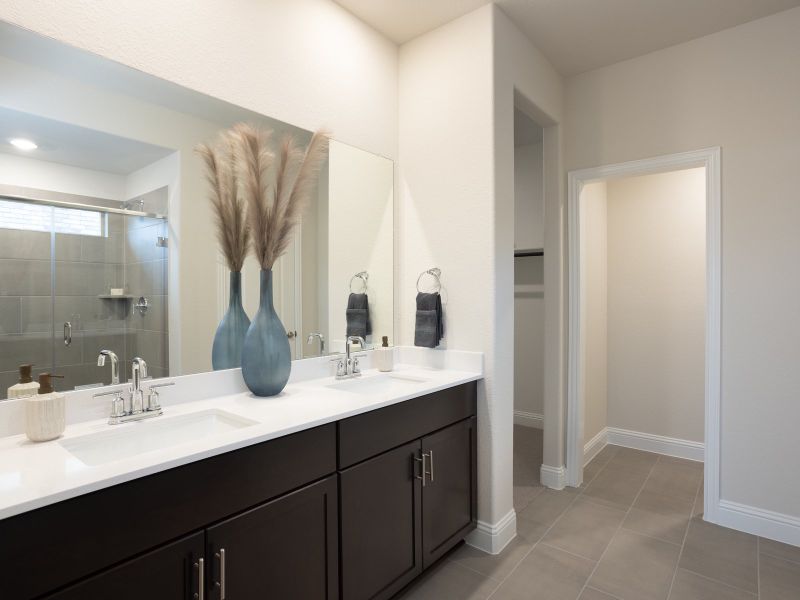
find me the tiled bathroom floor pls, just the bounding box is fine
[396,426,800,600]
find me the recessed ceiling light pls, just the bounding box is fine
[9,138,38,151]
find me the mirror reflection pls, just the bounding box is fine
[0,22,393,398]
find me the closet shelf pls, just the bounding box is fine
[514,248,544,257]
[97,294,135,300]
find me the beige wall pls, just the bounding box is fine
[607,169,706,442]
[581,181,608,445]
[565,7,800,517]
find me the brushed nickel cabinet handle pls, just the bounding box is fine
[63,321,72,346]
[196,557,205,600]
[215,548,226,599]
[414,452,426,487]
[426,450,435,483]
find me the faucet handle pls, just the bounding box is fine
[145,381,173,412]
[93,389,127,418]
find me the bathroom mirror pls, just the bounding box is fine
[0,21,394,397]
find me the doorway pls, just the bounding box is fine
[566,148,721,521]
[513,107,546,507]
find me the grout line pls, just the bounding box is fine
[586,586,624,600]
[618,525,682,547]
[757,536,761,598]
[665,465,703,600]
[574,453,660,599]
[758,549,800,567]
[678,567,759,598]
[540,541,598,563]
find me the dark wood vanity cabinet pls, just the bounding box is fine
[339,383,478,600]
[2,382,477,600]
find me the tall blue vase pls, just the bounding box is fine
[241,269,291,396]
[212,271,250,370]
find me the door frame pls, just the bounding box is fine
[565,147,721,523]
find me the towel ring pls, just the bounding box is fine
[416,268,442,294]
[349,271,369,294]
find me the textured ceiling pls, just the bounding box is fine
[334,0,800,75]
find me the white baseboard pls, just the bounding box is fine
[465,509,517,555]
[514,410,543,429]
[713,499,800,548]
[540,464,566,490]
[606,427,704,462]
[583,428,608,466]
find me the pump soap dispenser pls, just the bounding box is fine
[7,364,39,399]
[375,336,394,372]
[25,373,66,442]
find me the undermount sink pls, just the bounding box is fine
[326,373,431,395]
[59,409,258,466]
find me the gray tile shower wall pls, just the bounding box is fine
[0,189,169,399]
[123,188,168,375]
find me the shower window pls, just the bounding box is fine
[0,192,169,399]
[0,199,104,236]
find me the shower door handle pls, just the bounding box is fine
[63,321,72,346]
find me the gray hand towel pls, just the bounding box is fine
[346,293,372,338]
[414,292,444,348]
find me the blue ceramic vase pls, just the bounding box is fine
[241,269,291,396]
[212,271,250,370]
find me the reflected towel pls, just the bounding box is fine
[414,292,444,348]
[346,293,372,338]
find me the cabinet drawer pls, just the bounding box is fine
[0,423,336,600]
[338,382,477,468]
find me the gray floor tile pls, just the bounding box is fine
[589,529,680,600]
[516,513,551,545]
[543,497,626,560]
[605,447,660,476]
[668,568,756,599]
[679,518,758,593]
[450,537,533,582]
[643,460,703,505]
[759,553,800,600]
[513,484,543,511]
[579,587,620,600]
[517,488,577,528]
[692,487,704,517]
[623,488,693,545]
[582,464,649,510]
[399,558,499,600]
[760,537,800,565]
[490,543,595,600]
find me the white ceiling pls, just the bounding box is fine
[334,0,800,75]
[0,107,174,174]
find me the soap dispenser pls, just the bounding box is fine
[7,364,39,399]
[25,373,66,442]
[375,336,394,372]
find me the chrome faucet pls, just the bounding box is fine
[130,357,148,414]
[93,356,173,424]
[332,336,366,380]
[307,332,326,356]
[97,349,120,385]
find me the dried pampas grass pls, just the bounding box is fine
[234,123,330,269]
[196,132,251,272]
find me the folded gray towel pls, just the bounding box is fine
[346,293,372,338]
[414,292,444,348]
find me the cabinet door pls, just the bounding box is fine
[46,531,204,600]
[206,474,338,599]
[340,439,423,600]
[421,417,477,567]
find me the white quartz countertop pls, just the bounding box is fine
[0,362,481,521]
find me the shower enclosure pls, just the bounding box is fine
[0,191,169,400]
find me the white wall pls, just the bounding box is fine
[0,152,125,199]
[399,6,499,533]
[565,8,800,519]
[514,143,544,251]
[606,168,706,442]
[581,181,608,445]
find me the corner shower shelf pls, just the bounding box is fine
[97,294,135,300]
